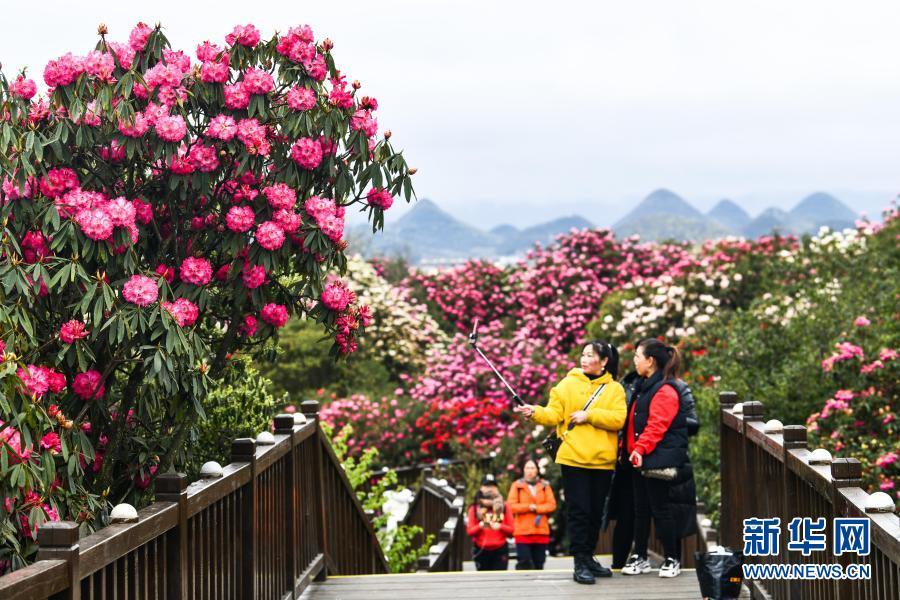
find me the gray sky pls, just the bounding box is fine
[2,1,899,227]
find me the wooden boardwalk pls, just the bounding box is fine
[302,566,705,599]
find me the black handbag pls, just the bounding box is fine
[541,384,606,461]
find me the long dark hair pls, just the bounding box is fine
[585,339,619,379]
[636,338,680,380]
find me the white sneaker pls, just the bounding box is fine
[621,554,652,575]
[658,557,681,578]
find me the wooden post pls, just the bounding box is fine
[156,473,188,599]
[232,437,258,599]
[831,459,863,600]
[274,414,298,598]
[741,401,764,558]
[36,521,80,600]
[301,400,327,581]
[781,425,807,600]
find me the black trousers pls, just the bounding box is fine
[632,473,680,561]
[473,545,509,571]
[515,542,547,570]
[610,463,635,568]
[562,465,613,557]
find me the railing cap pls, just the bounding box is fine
[830,457,862,480]
[37,521,79,546]
[273,413,295,433]
[782,425,807,445]
[300,400,320,415]
[742,401,764,420]
[155,472,187,494]
[231,437,257,461]
[719,391,739,406]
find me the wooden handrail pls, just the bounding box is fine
[406,472,466,572]
[719,391,900,600]
[0,401,388,598]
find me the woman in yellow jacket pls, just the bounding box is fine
[515,340,626,585]
[507,457,557,570]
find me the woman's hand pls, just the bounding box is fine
[629,450,643,468]
[570,410,588,425]
[513,404,535,418]
[529,503,537,512]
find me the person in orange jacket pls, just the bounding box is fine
[507,458,557,570]
[466,474,515,570]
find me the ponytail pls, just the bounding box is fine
[587,339,619,379]
[636,338,680,380]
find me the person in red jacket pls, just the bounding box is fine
[467,474,514,570]
[622,338,690,579]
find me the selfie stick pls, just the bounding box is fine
[467,319,524,407]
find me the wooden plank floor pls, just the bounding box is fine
[302,565,704,599]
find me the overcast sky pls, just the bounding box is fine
[1,1,898,227]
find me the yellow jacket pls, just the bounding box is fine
[532,370,626,470]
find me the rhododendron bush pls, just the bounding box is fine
[0,21,413,569]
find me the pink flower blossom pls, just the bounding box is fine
[40,432,61,454]
[129,22,153,52]
[131,199,153,224]
[155,114,187,142]
[321,280,354,312]
[263,183,296,210]
[162,298,200,327]
[876,452,898,468]
[17,365,49,397]
[122,275,159,306]
[60,320,89,343]
[290,137,323,170]
[180,257,213,286]
[73,370,104,400]
[40,168,79,199]
[880,348,898,362]
[273,209,302,233]
[240,314,258,336]
[75,207,114,241]
[201,60,230,83]
[224,82,251,109]
[188,144,220,172]
[226,205,256,232]
[350,109,378,138]
[119,113,150,138]
[286,86,317,111]
[197,41,226,62]
[854,316,871,327]
[10,76,36,100]
[366,188,393,210]
[106,197,137,227]
[242,68,274,94]
[47,370,66,394]
[207,114,238,141]
[43,53,85,88]
[236,118,268,154]
[108,42,136,69]
[261,303,289,328]
[241,263,267,288]
[226,24,261,47]
[255,221,285,250]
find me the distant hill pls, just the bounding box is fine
[788,192,857,233]
[708,199,751,231]
[744,208,791,238]
[614,189,729,241]
[359,199,593,264]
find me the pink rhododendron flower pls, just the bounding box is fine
[154,263,175,283]
[60,320,89,343]
[84,51,116,80]
[226,24,261,47]
[188,144,220,172]
[129,22,153,52]
[274,209,302,233]
[350,109,378,138]
[119,113,150,138]
[241,263,267,288]
[207,114,237,140]
[321,279,354,312]
[286,86,316,111]
[226,205,256,232]
[122,275,159,306]
[135,465,158,490]
[242,68,275,94]
[240,314,258,336]
[860,360,884,374]
[155,114,187,142]
[876,452,898,468]
[224,82,251,109]
[108,41,136,68]
[261,303,289,328]
[46,370,66,394]
[162,298,200,327]
[40,432,62,454]
[255,221,285,250]
[854,316,871,327]
[880,348,898,362]
[236,118,269,155]
[366,188,393,210]
[197,41,226,62]
[73,370,104,400]
[75,207,114,241]
[21,231,49,262]
[43,53,85,88]
[106,197,137,227]
[180,257,213,286]
[201,60,229,83]
[40,168,79,199]
[290,137,323,170]
[10,76,37,100]
[17,365,50,397]
[263,183,296,210]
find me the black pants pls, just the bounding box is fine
[473,545,508,571]
[632,473,680,561]
[562,465,613,557]
[610,463,635,568]
[515,542,547,570]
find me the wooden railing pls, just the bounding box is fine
[0,400,387,600]
[719,392,900,600]
[404,469,466,572]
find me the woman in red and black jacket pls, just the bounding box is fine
[466,474,514,571]
[621,338,690,579]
